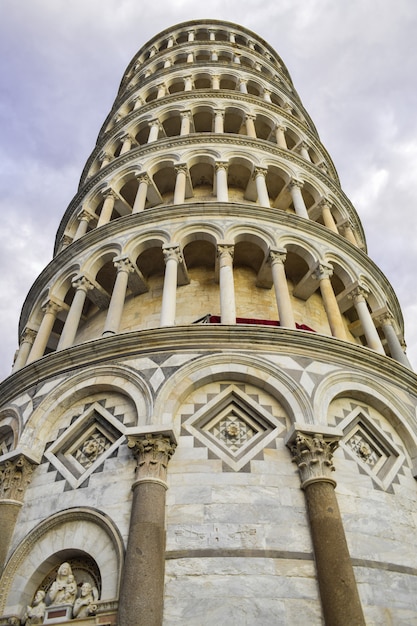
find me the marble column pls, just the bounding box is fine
[120,133,133,155]
[375,312,411,367]
[118,431,176,626]
[212,74,220,89]
[99,152,111,169]
[102,257,135,336]
[275,125,287,149]
[12,328,37,372]
[184,76,193,91]
[157,83,166,99]
[97,190,117,228]
[180,111,191,135]
[289,432,366,626]
[26,300,62,364]
[299,141,311,161]
[217,244,236,324]
[214,109,224,133]
[263,89,272,103]
[73,209,95,241]
[215,162,229,202]
[289,180,309,219]
[188,30,195,41]
[163,58,172,69]
[314,263,346,340]
[253,167,270,207]
[211,50,218,61]
[239,79,248,94]
[173,165,188,205]
[0,454,36,571]
[349,287,385,354]
[269,250,295,328]
[339,219,359,246]
[57,276,93,351]
[187,52,194,64]
[160,246,182,327]
[319,199,338,234]
[245,114,257,138]
[132,174,151,213]
[148,120,161,143]
[167,36,175,48]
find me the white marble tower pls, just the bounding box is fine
[1,19,417,626]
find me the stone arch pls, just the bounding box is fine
[153,352,314,431]
[0,407,21,454]
[18,365,152,459]
[312,371,417,463]
[0,507,124,616]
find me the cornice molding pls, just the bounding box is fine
[1,326,416,411]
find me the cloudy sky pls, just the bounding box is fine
[1,0,416,380]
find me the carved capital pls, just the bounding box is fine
[289,178,304,190]
[215,161,228,172]
[318,198,332,210]
[20,327,37,345]
[72,275,94,293]
[217,243,234,261]
[269,248,287,265]
[163,245,183,264]
[245,114,256,122]
[128,434,176,485]
[214,108,225,118]
[314,262,333,281]
[99,152,111,163]
[61,235,73,248]
[113,255,135,274]
[289,432,338,489]
[0,455,36,502]
[77,208,95,223]
[41,299,62,316]
[102,188,117,200]
[180,110,192,120]
[135,172,151,185]
[253,167,268,180]
[174,163,188,175]
[148,119,161,129]
[348,284,369,303]
[375,311,394,327]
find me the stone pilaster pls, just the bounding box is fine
[0,454,36,571]
[118,429,176,626]
[288,431,365,626]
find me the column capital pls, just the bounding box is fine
[180,110,192,119]
[245,113,256,121]
[163,244,183,264]
[99,152,111,163]
[102,187,117,200]
[239,78,248,86]
[77,208,95,223]
[214,108,225,117]
[275,123,287,132]
[0,454,37,502]
[72,274,94,293]
[269,248,287,265]
[338,218,353,233]
[20,327,37,344]
[174,163,188,174]
[217,243,234,260]
[283,102,292,112]
[253,166,268,179]
[318,197,332,209]
[135,172,151,184]
[288,431,339,489]
[289,178,304,190]
[348,284,370,303]
[41,298,63,315]
[113,255,136,274]
[314,262,333,281]
[374,310,394,326]
[148,119,162,129]
[215,161,228,172]
[127,431,177,487]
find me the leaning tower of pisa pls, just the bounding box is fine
[1,19,417,626]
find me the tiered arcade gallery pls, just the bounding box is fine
[1,19,417,626]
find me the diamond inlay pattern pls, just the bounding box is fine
[208,413,256,453]
[74,431,113,469]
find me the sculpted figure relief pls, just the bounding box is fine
[23,590,46,625]
[47,562,77,606]
[72,582,98,619]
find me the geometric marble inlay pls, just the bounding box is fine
[44,402,126,489]
[338,406,405,490]
[182,385,285,471]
